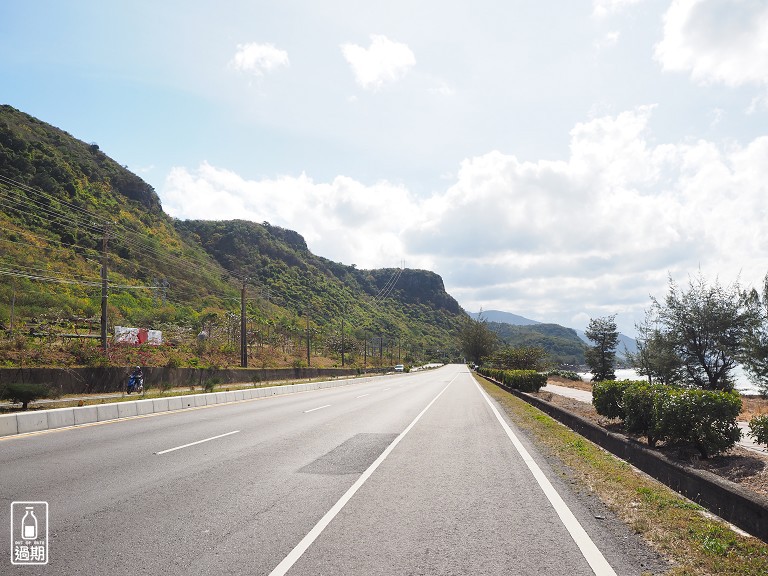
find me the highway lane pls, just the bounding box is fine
[0,365,656,574]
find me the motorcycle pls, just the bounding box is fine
[127,373,144,394]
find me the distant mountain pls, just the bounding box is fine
[471,309,638,364]
[488,321,586,366]
[468,310,540,326]
[575,329,638,359]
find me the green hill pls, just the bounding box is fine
[487,321,586,366]
[0,105,464,368]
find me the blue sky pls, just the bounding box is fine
[2,0,768,336]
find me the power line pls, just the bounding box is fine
[0,174,111,227]
[0,267,102,286]
[0,173,237,298]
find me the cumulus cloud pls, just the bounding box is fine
[160,107,768,334]
[340,35,416,90]
[230,42,289,76]
[655,0,768,86]
[417,111,767,329]
[162,164,423,269]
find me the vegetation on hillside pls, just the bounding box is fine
[0,105,464,368]
[486,321,586,366]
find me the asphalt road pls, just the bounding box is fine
[0,365,662,575]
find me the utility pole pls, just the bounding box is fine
[100,225,109,351]
[364,330,368,373]
[341,312,345,367]
[305,305,311,367]
[9,281,16,335]
[240,278,248,368]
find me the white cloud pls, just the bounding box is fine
[593,0,645,18]
[162,164,423,269]
[340,35,416,90]
[403,106,768,331]
[160,107,768,336]
[594,31,621,50]
[230,42,289,76]
[430,81,455,97]
[747,94,768,114]
[655,0,768,86]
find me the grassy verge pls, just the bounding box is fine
[477,375,768,576]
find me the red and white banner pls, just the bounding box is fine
[114,326,162,345]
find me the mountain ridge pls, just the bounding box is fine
[0,105,464,366]
[469,309,638,361]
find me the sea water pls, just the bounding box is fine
[578,367,762,395]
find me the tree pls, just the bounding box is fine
[585,315,619,381]
[459,313,497,365]
[490,346,547,371]
[0,382,55,410]
[653,273,757,391]
[740,274,768,395]
[627,308,685,385]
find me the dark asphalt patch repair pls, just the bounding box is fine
[300,433,399,475]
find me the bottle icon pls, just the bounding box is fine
[21,507,37,541]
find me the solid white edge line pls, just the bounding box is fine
[303,404,332,413]
[155,430,240,455]
[473,378,617,576]
[268,376,458,576]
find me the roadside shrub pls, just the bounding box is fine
[477,368,546,392]
[203,377,221,393]
[622,382,665,447]
[509,370,547,392]
[656,388,741,458]
[547,369,582,381]
[748,415,768,445]
[0,382,57,410]
[592,380,633,420]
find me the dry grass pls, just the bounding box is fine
[741,395,768,421]
[477,375,768,576]
[546,375,594,391]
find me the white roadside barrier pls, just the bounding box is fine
[0,376,377,438]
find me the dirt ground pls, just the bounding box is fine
[539,377,768,499]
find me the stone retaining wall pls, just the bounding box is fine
[0,366,377,394]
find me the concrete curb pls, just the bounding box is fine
[0,377,361,439]
[483,376,768,543]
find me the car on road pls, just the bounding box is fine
[394,364,404,372]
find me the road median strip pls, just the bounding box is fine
[0,377,375,439]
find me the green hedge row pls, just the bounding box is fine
[592,380,741,458]
[477,368,547,393]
